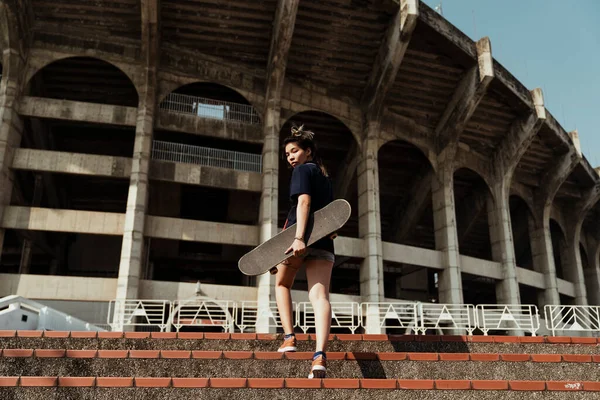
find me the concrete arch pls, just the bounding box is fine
[378,138,435,172]
[280,110,360,151]
[509,185,535,218]
[281,106,361,147]
[24,54,140,97]
[157,76,265,118]
[378,135,436,172]
[453,149,494,195]
[549,205,568,239]
[453,166,493,198]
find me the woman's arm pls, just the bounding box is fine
[285,194,311,257]
[295,194,311,239]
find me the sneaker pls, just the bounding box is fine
[308,354,326,379]
[277,335,297,352]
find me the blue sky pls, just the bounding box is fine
[421,0,600,166]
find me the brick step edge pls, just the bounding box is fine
[0,377,598,391]
[2,349,599,362]
[2,330,598,344]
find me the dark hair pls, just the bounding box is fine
[283,124,329,177]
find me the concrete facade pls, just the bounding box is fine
[0,0,598,328]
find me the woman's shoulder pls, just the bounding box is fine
[293,162,318,175]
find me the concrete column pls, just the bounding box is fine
[432,163,463,304]
[0,49,24,261]
[358,122,384,334]
[528,213,560,307]
[562,227,588,305]
[114,77,156,310]
[255,106,279,332]
[487,181,520,304]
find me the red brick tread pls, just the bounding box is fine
[1,330,598,343]
[1,349,597,362]
[0,377,598,390]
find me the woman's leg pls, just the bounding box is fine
[275,257,302,334]
[305,258,334,353]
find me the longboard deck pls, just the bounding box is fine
[238,199,351,276]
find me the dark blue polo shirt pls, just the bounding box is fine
[286,162,334,253]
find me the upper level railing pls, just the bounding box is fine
[151,140,262,173]
[104,300,599,337]
[159,92,261,125]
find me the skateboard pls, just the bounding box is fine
[238,199,351,276]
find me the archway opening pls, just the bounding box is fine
[28,57,138,107]
[147,82,262,289]
[579,243,589,270]
[454,168,496,304]
[278,111,359,296]
[378,139,435,301]
[509,195,533,270]
[549,219,566,280]
[454,168,492,260]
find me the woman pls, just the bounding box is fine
[275,125,334,379]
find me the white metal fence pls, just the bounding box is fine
[170,299,236,333]
[544,305,600,336]
[418,303,476,335]
[105,299,600,337]
[108,300,170,332]
[236,301,293,332]
[152,140,262,173]
[361,302,418,334]
[297,302,361,333]
[160,92,260,125]
[476,304,540,336]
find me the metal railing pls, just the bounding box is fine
[297,302,361,333]
[151,140,262,173]
[107,300,170,332]
[418,303,476,335]
[104,299,600,337]
[170,299,236,333]
[544,305,600,336]
[361,302,419,334]
[236,301,295,333]
[160,92,260,125]
[476,304,540,336]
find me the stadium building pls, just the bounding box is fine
[0,0,598,331]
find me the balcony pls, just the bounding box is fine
[159,93,260,126]
[151,140,262,173]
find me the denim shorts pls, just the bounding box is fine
[301,248,335,263]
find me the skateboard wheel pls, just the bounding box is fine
[269,267,278,275]
[329,233,338,239]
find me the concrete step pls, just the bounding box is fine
[0,350,598,380]
[1,331,598,354]
[1,331,598,398]
[0,378,598,399]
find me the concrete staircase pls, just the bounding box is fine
[0,330,598,399]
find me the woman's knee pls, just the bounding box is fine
[308,286,329,304]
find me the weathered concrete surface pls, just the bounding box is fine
[1,337,599,354]
[12,149,132,178]
[432,166,463,305]
[1,206,124,235]
[114,0,160,310]
[17,96,137,126]
[149,160,261,192]
[145,215,259,247]
[361,0,418,120]
[157,111,263,143]
[1,358,597,381]
[1,388,597,400]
